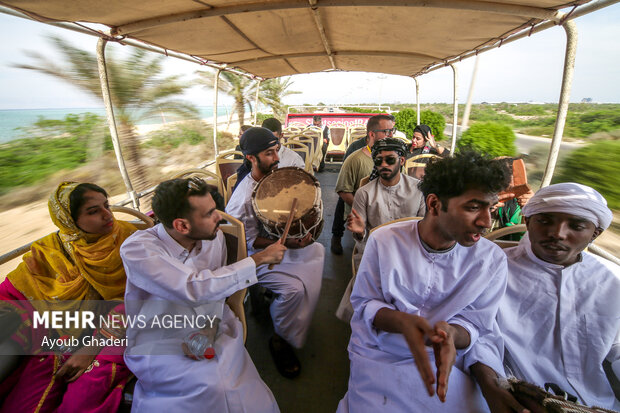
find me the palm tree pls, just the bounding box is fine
[196,70,256,125]
[14,35,199,191]
[259,77,301,119]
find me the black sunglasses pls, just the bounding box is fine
[373,156,398,167]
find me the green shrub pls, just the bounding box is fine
[394,108,417,138]
[555,140,620,209]
[420,110,445,141]
[457,122,517,157]
[145,121,213,149]
[255,113,274,125]
[0,113,110,194]
[394,108,445,140]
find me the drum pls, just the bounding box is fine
[252,167,324,240]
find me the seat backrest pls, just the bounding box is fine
[369,216,423,235]
[284,142,311,171]
[484,224,526,241]
[291,136,315,159]
[359,175,370,188]
[330,126,347,146]
[218,211,249,343]
[170,168,225,200]
[405,154,439,179]
[225,173,239,205]
[216,157,243,190]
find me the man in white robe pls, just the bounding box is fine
[468,183,620,411]
[121,177,286,412]
[225,127,324,379]
[261,117,305,169]
[337,151,512,413]
[336,137,425,322]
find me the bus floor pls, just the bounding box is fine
[244,164,354,413]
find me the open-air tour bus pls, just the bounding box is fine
[0,0,618,411]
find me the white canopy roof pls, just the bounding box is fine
[2,0,589,78]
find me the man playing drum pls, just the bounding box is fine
[337,152,511,413]
[226,127,325,379]
[468,183,620,411]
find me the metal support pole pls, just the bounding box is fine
[254,80,261,125]
[540,20,577,188]
[96,38,139,209]
[449,64,459,155]
[213,69,221,156]
[461,55,479,130]
[414,77,421,125]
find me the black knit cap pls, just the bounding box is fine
[240,127,279,156]
[371,137,408,158]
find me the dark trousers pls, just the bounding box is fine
[331,197,345,238]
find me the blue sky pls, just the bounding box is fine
[0,4,619,110]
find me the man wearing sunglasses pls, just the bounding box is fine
[336,138,426,322]
[333,114,395,254]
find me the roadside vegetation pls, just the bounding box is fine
[0,116,235,211]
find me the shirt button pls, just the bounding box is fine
[246,280,250,284]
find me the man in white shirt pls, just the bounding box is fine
[226,127,325,379]
[121,177,286,412]
[335,137,426,322]
[337,151,512,413]
[347,137,426,254]
[261,117,305,169]
[469,183,620,411]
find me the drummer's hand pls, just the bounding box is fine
[251,242,286,266]
[285,233,313,249]
[346,208,365,236]
[470,363,530,413]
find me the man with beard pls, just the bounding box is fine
[120,177,286,412]
[468,183,620,411]
[336,138,426,322]
[226,127,325,379]
[337,152,511,413]
[332,114,395,254]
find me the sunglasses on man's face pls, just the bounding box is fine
[373,156,399,167]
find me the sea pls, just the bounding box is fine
[0,106,231,144]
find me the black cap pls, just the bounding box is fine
[240,127,279,156]
[371,137,408,158]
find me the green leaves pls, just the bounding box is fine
[457,122,517,157]
[556,140,620,209]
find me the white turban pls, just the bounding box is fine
[522,183,612,230]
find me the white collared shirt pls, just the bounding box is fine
[349,220,507,364]
[466,234,620,409]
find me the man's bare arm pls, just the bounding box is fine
[338,191,355,207]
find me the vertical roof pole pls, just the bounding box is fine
[461,55,480,130]
[212,69,221,156]
[541,20,577,188]
[449,64,459,155]
[414,77,421,125]
[254,80,261,125]
[96,38,139,209]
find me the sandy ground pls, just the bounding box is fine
[1,116,239,278]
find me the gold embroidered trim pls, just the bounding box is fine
[34,355,59,413]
